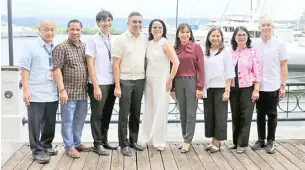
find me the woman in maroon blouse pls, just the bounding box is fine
[170,23,204,153]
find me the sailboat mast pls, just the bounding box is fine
[251,0,253,11]
[251,0,253,20]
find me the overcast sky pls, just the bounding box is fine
[1,0,305,20]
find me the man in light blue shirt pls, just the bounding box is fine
[19,19,58,164]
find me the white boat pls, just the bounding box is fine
[1,23,39,38]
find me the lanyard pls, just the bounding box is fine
[43,44,54,67]
[98,32,111,62]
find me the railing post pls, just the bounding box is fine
[286,85,290,118]
[7,0,14,66]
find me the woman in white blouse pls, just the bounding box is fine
[203,27,235,153]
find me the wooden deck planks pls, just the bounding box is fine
[221,142,246,170]
[276,143,305,170]
[96,150,112,170]
[170,144,192,170]
[185,145,205,170]
[147,145,163,170]
[1,140,305,170]
[160,144,178,170]
[281,141,305,162]
[193,143,219,170]
[110,148,124,170]
[136,145,151,170]
[254,149,286,170]
[1,145,30,170]
[224,143,259,170]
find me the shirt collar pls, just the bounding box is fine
[98,31,112,40]
[38,36,54,47]
[126,30,142,38]
[235,46,248,52]
[259,36,275,44]
[176,41,194,54]
[67,38,82,47]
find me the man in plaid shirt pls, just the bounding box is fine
[53,19,91,158]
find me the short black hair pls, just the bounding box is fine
[96,10,113,22]
[128,12,142,20]
[67,19,83,28]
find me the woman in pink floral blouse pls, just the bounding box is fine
[229,26,262,154]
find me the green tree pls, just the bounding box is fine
[52,26,123,35]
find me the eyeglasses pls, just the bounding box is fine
[236,34,247,37]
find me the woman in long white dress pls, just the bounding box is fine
[139,19,179,151]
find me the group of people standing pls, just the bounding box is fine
[20,9,288,164]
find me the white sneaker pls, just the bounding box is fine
[209,144,220,153]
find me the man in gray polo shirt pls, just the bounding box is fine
[86,10,118,156]
[19,19,58,164]
[113,12,148,157]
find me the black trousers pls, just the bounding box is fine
[230,86,255,147]
[118,79,145,147]
[27,102,58,154]
[256,89,279,141]
[88,83,116,147]
[204,88,228,140]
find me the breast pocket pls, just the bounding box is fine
[65,54,79,68]
[31,53,48,68]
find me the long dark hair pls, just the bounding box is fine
[205,27,224,56]
[174,23,195,50]
[231,26,252,51]
[148,19,167,41]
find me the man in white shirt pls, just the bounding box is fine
[113,12,148,157]
[86,10,118,156]
[251,17,288,154]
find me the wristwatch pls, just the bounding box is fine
[280,84,286,89]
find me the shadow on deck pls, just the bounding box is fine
[2,140,305,170]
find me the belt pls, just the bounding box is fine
[175,76,197,80]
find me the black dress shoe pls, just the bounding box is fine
[45,148,58,156]
[93,145,109,156]
[103,142,118,150]
[121,147,132,157]
[130,143,144,151]
[33,152,50,164]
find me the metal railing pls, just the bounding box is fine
[21,81,305,125]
